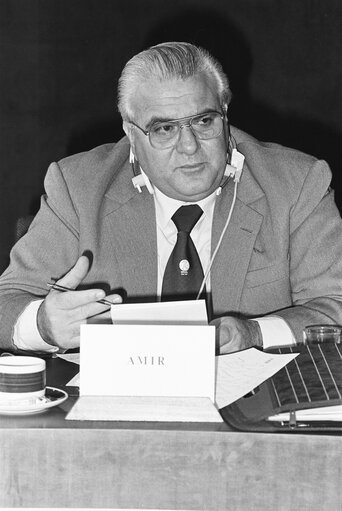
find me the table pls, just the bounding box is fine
[1,356,341,510]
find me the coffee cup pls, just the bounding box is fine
[0,356,46,405]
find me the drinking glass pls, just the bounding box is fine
[303,325,342,344]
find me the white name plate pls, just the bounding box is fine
[79,324,216,401]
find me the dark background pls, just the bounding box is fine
[1,0,341,273]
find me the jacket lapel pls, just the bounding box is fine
[102,154,158,302]
[211,160,265,316]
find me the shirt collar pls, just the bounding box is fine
[154,186,217,230]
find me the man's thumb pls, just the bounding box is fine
[56,255,90,289]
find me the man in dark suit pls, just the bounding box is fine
[1,42,342,354]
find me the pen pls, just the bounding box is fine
[47,283,114,306]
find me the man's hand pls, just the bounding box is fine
[210,316,263,354]
[37,255,122,350]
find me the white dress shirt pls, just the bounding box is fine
[13,185,295,351]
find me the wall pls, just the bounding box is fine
[1,0,341,272]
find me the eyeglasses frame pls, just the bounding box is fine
[129,110,226,149]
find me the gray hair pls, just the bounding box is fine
[118,42,232,121]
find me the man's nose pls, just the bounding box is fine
[175,125,199,154]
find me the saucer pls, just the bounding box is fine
[0,387,68,416]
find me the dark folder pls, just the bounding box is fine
[220,343,342,433]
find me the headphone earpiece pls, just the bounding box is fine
[131,167,154,194]
[129,146,154,194]
[224,148,244,183]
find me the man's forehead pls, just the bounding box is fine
[130,74,220,122]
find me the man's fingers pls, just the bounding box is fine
[210,317,228,349]
[86,293,123,324]
[54,288,106,309]
[56,255,90,290]
[53,291,122,318]
[210,316,263,354]
[103,293,123,305]
[73,293,122,319]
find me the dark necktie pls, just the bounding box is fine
[161,204,205,301]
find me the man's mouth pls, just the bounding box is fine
[177,163,205,171]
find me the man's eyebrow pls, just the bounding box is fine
[145,116,174,130]
[145,110,216,130]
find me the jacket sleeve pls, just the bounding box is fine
[274,159,342,342]
[0,162,80,350]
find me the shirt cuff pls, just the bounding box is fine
[13,299,59,353]
[254,316,296,350]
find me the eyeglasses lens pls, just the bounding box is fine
[149,112,223,149]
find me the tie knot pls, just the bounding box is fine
[172,205,203,233]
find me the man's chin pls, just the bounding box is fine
[172,185,216,202]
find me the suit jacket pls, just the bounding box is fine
[1,127,342,349]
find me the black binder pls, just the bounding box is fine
[220,343,342,433]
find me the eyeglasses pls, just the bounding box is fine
[130,110,225,149]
